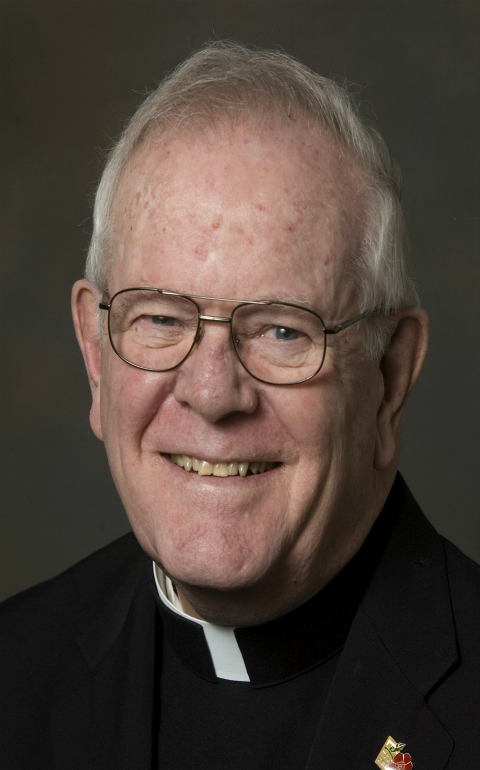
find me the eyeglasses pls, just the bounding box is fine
[99,288,371,386]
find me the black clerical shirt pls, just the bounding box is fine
[150,507,392,770]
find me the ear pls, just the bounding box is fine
[374,307,430,470]
[71,279,104,441]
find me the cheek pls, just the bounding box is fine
[325,364,379,467]
[267,384,336,464]
[280,364,377,472]
[100,356,173,450]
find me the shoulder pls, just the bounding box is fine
[425,537,480,746]
[0,532,148,672]
[0,533,150,765]
[442,535,480,584]
[441,536,480,640]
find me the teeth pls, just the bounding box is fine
[169,454,275,477]
[250,462,266,474]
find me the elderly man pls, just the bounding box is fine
[1,43,479,769]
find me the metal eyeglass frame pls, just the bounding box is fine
[99,287,371,386]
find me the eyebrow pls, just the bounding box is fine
[258,293,314,309]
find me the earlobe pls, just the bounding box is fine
[374,400,395,470]
[71,279,104,441]
[374,308,429,470]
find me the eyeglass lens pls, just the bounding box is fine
[108,290,326,384]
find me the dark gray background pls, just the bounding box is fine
[1,0,478,601]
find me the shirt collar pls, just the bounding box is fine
[154,563,250,682]
[151,494,395,687]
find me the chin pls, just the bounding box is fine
[130,487,285,590]
[153,530,276,594]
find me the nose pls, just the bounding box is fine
[172,320,259,423]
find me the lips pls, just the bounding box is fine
[168,453,278,476]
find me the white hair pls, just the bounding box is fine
[86,41,419,359]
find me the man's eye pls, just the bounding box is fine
[151,315,177,326]
[274,326,299,341]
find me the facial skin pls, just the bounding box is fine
[73,118,429,625]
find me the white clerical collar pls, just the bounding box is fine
[153,563,250,682]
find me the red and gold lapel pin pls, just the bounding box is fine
[375,736,413,769]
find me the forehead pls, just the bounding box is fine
[111,119,365,311]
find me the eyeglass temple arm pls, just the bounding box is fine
[324,311,370,335]
[99,302,110,310]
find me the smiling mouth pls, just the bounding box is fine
[168,454,278,477]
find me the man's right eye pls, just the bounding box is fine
[273,326,300,341]
[151,315,177,326]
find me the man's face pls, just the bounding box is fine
[95,120,384,621]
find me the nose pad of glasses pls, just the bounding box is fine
[192,324,204,350]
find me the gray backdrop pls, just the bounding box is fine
[1,0,478,601]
